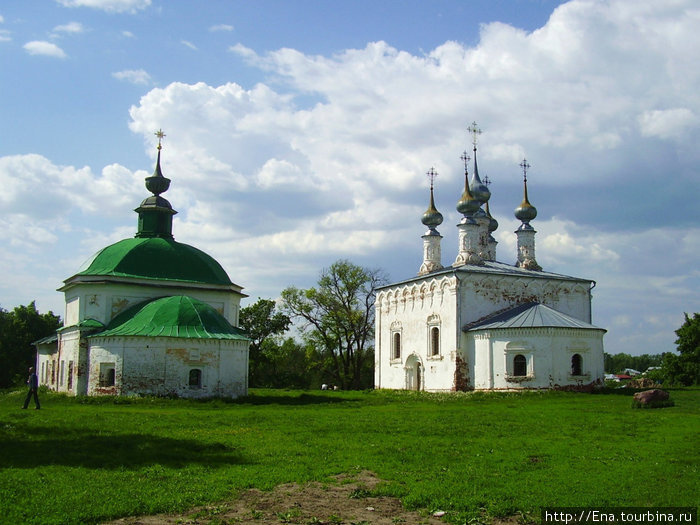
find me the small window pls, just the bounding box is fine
[392,332,401,360]
[67,361,74,390]
[51,361,55,384]
[99,363,116,387]
[59,360,65,386]
[189,368,202,388]
[571,353,582,376]
[430,326,440,356]
[513,354,527,377]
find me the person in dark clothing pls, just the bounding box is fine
[22,367,40,409]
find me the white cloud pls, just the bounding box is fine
[210,24,233,32]
[0,30,10,43]
[122,30,135,38]
[181,40,197,50]
[112,69,152,85]
[56,0,151,14]
[23,40,67,58]
[52,21,85,35]
[638,108,698,139]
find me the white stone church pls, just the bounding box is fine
[374,128,605,391]
[35,135,250,398]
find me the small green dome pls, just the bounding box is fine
[94,295,248,340]
[77,237,232,285]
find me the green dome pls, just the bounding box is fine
[93,295,248,340]
[77,237,232,285]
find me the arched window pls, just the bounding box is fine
[430,326,440,356]
[189,368,202,388]
[513,354,527,377]
[571,353,582,376]
[393,332,401,360]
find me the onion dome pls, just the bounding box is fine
[469,147,491,204]
[422,185,444,230]
[135,130,177,239]
[514,158,537,224]
[457,153,480,218]
[485,200,499,233]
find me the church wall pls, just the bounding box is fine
[467,328,605,390]
[375,275,460,391]
[41,328,85,395]
[63,281,243,327]
[87,336,248,398]
[458,273,592,327]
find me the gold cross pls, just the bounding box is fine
[155,129,166,150]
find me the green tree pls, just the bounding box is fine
[661,313,700,386]
[239,298,291,387]
[0,301,62,388]
[281,259,386,390]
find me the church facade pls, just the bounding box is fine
[35,134,250,398]
[374,127,605,391]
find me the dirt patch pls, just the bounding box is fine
[104,471,447,525]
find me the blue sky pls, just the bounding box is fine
[1,0,698,357]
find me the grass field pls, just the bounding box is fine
[0,388,698,525]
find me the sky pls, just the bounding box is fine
[0,0,698,357]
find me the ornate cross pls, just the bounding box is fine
[426,167,438,190]
[460,150,471,172]
[520,158,531,182]
[468,121,482,149]
[155,129,166,150]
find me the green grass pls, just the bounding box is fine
[1,388,698,524]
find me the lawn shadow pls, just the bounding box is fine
[0,424,247,470]
[231,392,361,406]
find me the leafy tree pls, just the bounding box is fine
[0,301,62,388]
[280,259,386,390]
[239,298,291,387]
[661,313,700,386]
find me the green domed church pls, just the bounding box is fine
[35,134,250,398]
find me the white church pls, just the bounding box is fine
[374,125,605,391]
[35,133,250,398]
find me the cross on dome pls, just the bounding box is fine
[468,121,482,149]
[426,167,438,190]
[155,129,166,150]
[520,158,531,183]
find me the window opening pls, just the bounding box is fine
[571,353,582,376]
[67,360,73,390]
[430,326,440,356]
[99,363,116,387]
[392,332,401,360]
[513,354,527,377]
[189,368,202,388]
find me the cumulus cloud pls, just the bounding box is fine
[112,69,152,85]
[56,0,151,14]
[23,40,67,58]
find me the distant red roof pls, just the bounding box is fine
[616,374,632,380]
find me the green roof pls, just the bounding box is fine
[92,296,249,340]
[75,237,232,286]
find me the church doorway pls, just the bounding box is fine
[405,354,423,391]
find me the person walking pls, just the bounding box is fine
[22,366,40,409]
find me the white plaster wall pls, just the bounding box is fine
[375,275,459,391]
[63,280,243,328]
[468,328,605,390]
[87,336,248,398]
[458,274,592,328]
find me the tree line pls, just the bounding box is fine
[0,302,61,389]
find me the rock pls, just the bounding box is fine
[633,389,669,404]
[433,511,446,517]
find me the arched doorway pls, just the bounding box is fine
[405,354,423,391]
